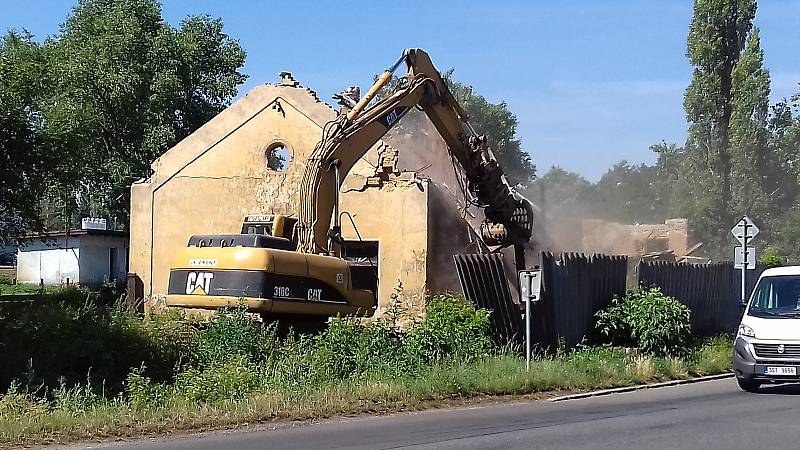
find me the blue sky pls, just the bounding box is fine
[4,1,799,180]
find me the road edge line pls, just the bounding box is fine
[548,372,734,402]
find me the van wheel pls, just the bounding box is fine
[737,378,760,392]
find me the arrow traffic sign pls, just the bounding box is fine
[730,216,759,245]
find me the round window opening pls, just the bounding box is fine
[266,144,292,171]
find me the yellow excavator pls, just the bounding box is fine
[165,49,534,326]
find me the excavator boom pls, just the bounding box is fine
[296,49,534,257]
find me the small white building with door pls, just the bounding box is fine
[16,223,129,287]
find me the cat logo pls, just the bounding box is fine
[336,273,344,284]
[378,106,410,128]
[186,272,214,295]
[307,288,323,302]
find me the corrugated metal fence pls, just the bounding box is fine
[637,260,764,336]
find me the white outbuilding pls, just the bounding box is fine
[16,224,129,287]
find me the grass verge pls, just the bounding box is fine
[0,283,62,295]
[0,339,732,446]
[0,292,733,447]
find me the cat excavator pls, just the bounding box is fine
[165,49,534,325]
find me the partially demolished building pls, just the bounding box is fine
[129,73,491,311]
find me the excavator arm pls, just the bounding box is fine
[297,49,534,259]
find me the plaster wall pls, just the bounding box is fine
[17,235,129,287]
[339,180,430,310]
[16,237,79,285]
[78,235,129,286]
[581,219,690,256]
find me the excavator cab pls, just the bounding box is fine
[184,215,297,252]
[239,215,298,240]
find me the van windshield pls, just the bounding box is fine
[749,275,800,318]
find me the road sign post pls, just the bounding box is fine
[731,216,759,304]
[519,269,542,371]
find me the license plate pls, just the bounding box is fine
[764,366,797,376]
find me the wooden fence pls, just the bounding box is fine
[457,253,763,349]
[453,253,524,343]
[637,260,764,336]
[537,252,629,349]
[454,252,628,349]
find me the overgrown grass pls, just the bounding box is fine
[0,291,733,447]
[0,269,15,285]
[0,283,62,295]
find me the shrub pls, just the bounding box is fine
[595,287,691,355]
[759,247,784,268]
[173,356,263,404]
[53,376,104,414]
[3,291,498,412]
[0,291,199,394]
[192,306,279,367]
[0,382,49,420]
[110,306,199,383]
[404,294,492,365]
[125,368,169,409]
[310,318,406,381]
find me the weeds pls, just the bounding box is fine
[0,290,734,446]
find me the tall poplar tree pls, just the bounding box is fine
[729,28,771,220]
[683,0,758,254]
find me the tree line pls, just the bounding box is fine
[1,0,535,244]
[4,0,797,262]
[1,0,247,240]
[527,0,800,261]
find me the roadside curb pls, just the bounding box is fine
[548,372,734,402]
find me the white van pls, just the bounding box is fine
[734,266,800,392]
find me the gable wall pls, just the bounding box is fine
[130,79,487,311]
[130,82,434,308]
[130,84,340,296]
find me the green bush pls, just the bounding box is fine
[595,287,691,355]
[0,272,13,285]
[52,376,104,414]
[310,318,406,381]
[173,356,264,404]
[193,306,279,367]
[759,247,784,268]
[404,294,492,365]
[0,288,738,445]
[4,291,497,412]
[125,368,169,409]
[0,290,199,393]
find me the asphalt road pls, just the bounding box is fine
[69,378,800,450]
